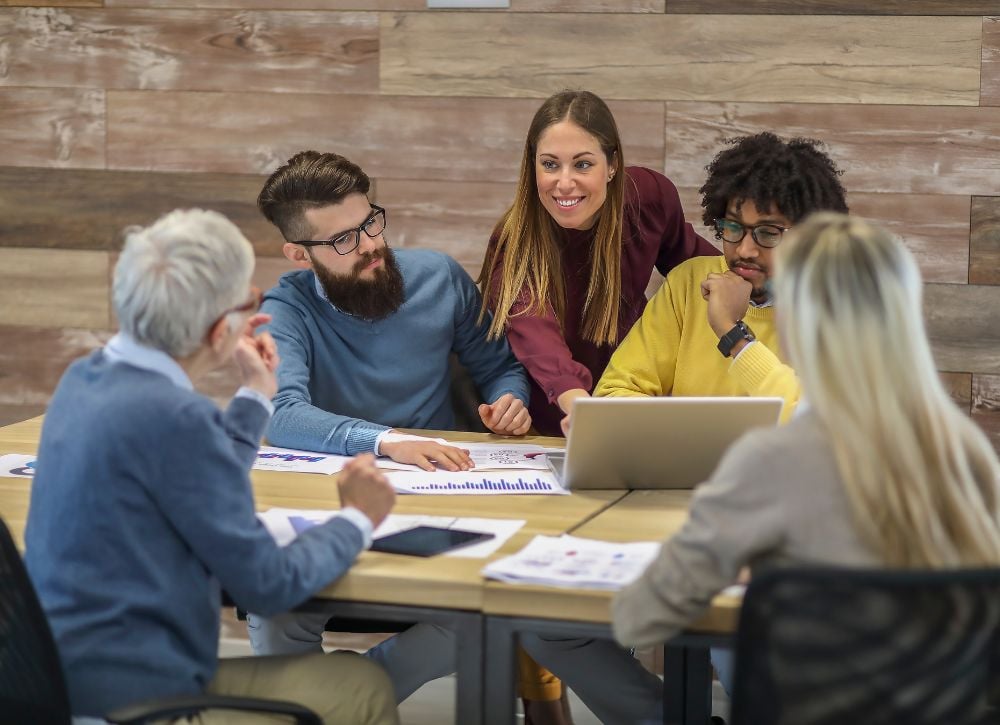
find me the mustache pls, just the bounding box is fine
[351,247,388,276]
[730,259,764,272]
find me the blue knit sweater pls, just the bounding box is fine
[262,249,529,454]
[25,352,366,716]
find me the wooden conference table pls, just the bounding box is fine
[0,417,738,725]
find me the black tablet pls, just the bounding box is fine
[370,526,495,557]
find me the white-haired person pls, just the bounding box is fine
[520,213,1000,723]
[24,209,400,724]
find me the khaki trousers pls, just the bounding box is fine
[183,652,399,725]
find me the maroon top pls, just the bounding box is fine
[488,166,720,436]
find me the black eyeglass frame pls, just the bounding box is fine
[293,205,387,256]
[713,218,790,249]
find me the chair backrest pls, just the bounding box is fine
[448,353,487,433]
[0,516,71,725]
[729,566,1000,725]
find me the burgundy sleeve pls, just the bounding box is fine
[485,238,593,405]
[637,168,719,275]
[504,302,593,404]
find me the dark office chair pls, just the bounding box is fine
[728,566,1000,725]
[448,352,488,434]
[0,517,322,725]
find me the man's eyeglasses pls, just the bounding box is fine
[218,286,262,319]
[714,218,789,249]
[293,205,387,256]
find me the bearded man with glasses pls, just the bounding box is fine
[590,132,849,423]
[248,150,531,703]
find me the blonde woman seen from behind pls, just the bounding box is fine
[613,212,1000,652]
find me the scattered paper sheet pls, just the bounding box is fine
[455,442,564,470]
[253,446,352,475]
[482,534,661,590]
[0,454,36,478]
[252,441,567,476]
[385,470,567,495]
[257,507,525,558]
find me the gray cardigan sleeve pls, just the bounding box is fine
[611,431,789,648]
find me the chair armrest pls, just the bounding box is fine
[105,694,322,724]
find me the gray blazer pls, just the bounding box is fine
[612,411,878,648]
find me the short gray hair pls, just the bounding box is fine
[113,209,254,358]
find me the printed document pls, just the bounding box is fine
[482,534,660,590]
[0,454,36,478]
[253,446,351,475]
[253,442,566,475]
[385,470,567,495]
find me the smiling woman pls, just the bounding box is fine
[478,89,719,438]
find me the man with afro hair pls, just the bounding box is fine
[592,132,849,420]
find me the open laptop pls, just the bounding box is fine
[547,397,784,490]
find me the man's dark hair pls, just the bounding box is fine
[257,150,371,242]
[699,132,848,228]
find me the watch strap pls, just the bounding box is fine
[717,320,756,358]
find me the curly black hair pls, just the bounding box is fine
[699,132,848,230]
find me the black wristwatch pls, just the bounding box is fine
[717,320,756,358]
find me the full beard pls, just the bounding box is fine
[312,246,406,322]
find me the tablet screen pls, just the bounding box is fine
[370,526,494,557]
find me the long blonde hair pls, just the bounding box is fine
[477,90,627,345]
[775,213,1000,567]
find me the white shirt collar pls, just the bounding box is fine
[103,333,193,391]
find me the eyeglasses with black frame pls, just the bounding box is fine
[293,205,387,256]
[713,218,789,249]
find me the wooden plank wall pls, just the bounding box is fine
[0,1,998,449]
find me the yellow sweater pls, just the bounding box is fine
[594,255,799,420]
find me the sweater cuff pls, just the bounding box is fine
[235,386,275,416]
[345,423,390,455]
[337,507,375,549]
[728,340,781,393]
[542,375,593,405]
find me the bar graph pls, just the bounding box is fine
[385,471,566,495]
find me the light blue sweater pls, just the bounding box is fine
[25,350,366,716]
[262,249,529,454]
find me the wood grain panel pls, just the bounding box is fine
[972,374,1000,451]
[925,283,1000,376]
[107,0,420,8]
[941,372,973,413]
[676,187,970,284]
[253,255,295,294]
[0,166,284,255]
[107,91,664,180]
[971,196,1000,285]
[0,326,109,420]
[0,0,101,6]
[848,194,970,285]
[983,17,1000,107]
[380,13,980,105]
[0,88,104,168]
[0,8,376,94]
[105,0,659,9]
[0,249,110,328]
[512,0,663,9]
[666,1,1000,13]
[666,102,1000,196]
[374,178,513,277]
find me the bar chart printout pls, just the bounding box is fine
[385,470,567,495]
